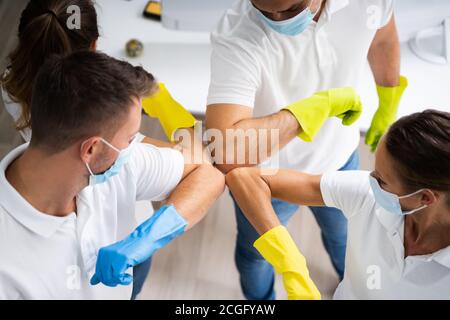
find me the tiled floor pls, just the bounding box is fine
[0,0,375,300]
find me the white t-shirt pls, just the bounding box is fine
[208,0,394,174]
[320,170,450,300]
[0,142,184,300]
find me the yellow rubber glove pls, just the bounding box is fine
[142,82,196,142]
[254,226,321,300]
[283,87,363,142]
[365,76,408,152]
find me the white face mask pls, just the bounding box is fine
[369,175,429,216]
[256,1,318,36]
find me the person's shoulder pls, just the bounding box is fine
[348,0,393,11]
[323,170,370,186]
[126,142,183,173]
[349,0,393,6]
[133,141,180,157]
[211,0,268,53]
[320,170,374,218]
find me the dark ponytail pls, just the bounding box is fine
[2,0,99,131]
[385,109,450,206]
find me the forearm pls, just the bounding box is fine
[164,164,225,230]
[208,87,363,173]
[226,168,324,235]
[226,168,281,235]
[263,170,324,207]
[368,15,401,87]
[208,108,300,173]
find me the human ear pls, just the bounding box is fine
[80,137,102,164]
[421,189,439,207]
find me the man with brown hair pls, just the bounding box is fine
[0,51,225,299]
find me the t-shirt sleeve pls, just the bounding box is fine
[320,171,373,219]
[378,0,394,29]
[128,143,185,202]
[207,35,261,108]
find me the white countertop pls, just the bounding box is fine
[97,0,450,131]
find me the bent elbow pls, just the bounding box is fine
[202,164,226,196]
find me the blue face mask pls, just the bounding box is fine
[256,1,318,36]
[369,175,428,216]
[85,136,138,186]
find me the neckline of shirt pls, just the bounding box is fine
[0,143,80,238]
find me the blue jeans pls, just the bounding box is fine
[232,151,360,300]
[131,257,152,300]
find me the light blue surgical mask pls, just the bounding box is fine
[369,175,428,216]
[85,136,138,186]
[256,1,318,36]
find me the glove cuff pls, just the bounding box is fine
[142,83,197,142]
[137,205,188,236]
[283,95,329,142]
[130,204,188,265]
[254,226,321,300]
[254,226,306,273]
[376,75,408,113]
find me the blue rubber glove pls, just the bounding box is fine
[90,205,188,287]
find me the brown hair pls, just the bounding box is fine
[385,109,450,206]
[30,51,157,153]
[1,0,99,131]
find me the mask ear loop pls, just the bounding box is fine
[80,140,95,177]
[100,138,121,153]
[308,0,322,18]
[398,188,430,215]
[81,138,119,179]
[398,188,428,199]
[82,136,138,179]
[100,135,140,153]
[85,162,94,176]
[402,204,429,215]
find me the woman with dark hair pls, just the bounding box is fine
[1,0,99,141]
[226,109,450,299]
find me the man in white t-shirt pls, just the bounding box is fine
[0,51,224,299]
[206,0,406,299]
